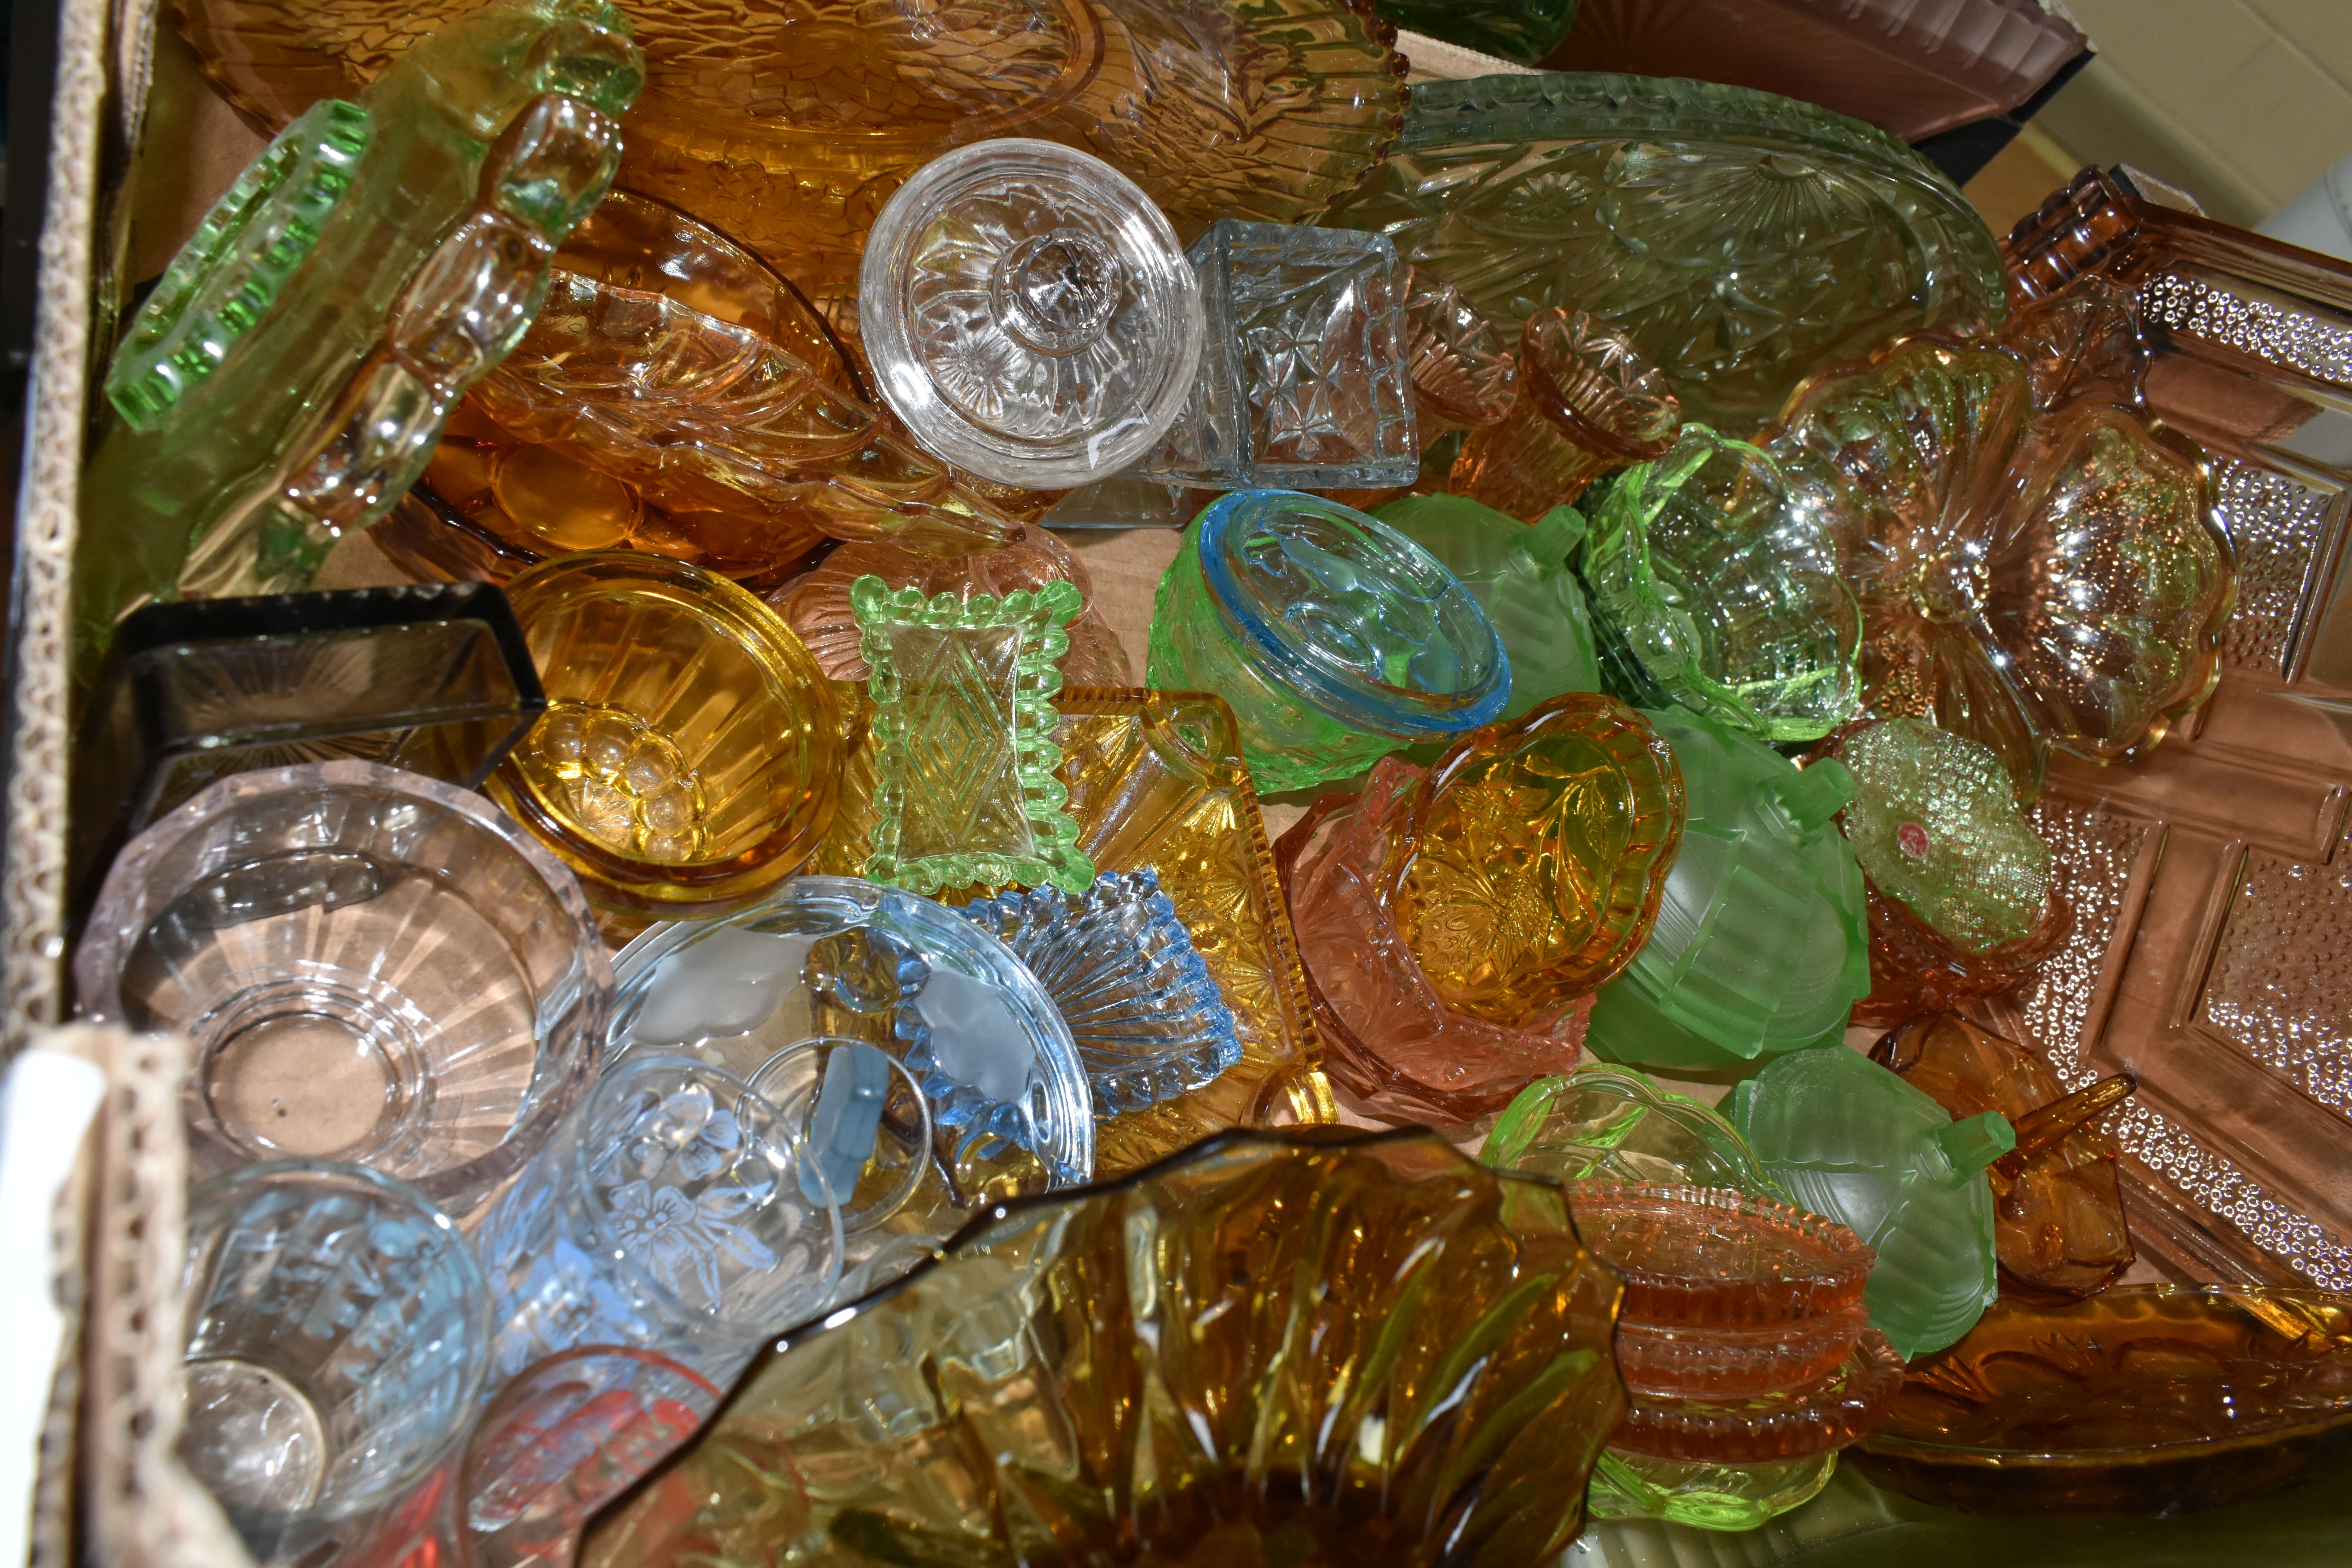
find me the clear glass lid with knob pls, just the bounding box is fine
[858,138,1204,488]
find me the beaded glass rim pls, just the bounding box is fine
[104,98,372,430]
[851,575,1095,895]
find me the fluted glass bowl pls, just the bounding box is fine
[75,760,610,1218]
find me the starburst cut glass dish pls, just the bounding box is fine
[853,575,1094,896]
[176,0,1406,298]
[75,0,642,683]
[962,868,1242,1117]
[577,1130,1629,1568]
[1582,425,1863,743]
[814,687,1334,1173]
[1322,72,2005,432]
[1765,283,2234,793]
[1145,220,1416,490]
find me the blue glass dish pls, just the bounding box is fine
[962,868,1243,1117]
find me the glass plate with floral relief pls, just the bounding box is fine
[577,1129,1628,1568]
[1321,72,2003,434]
[815,686,1335,1173]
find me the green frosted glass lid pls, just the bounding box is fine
[1586,705,1867,1067]
[1197,490,1510,740]
[1376,494,1601,715]
[1834,717,2055,951]
[104,98,372,429]
[1727,1047,2014,1361]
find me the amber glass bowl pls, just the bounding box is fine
[489,552,841,918]
[1855,1287,2352,1514]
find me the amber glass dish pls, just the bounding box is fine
[1855,1287,2352,1514]
[488,552,840,918]
[1615,1330,1904,1464]
[1568,1183,1875,1326]
[1614,1305,1871,1401]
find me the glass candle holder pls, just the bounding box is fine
[1449,307,1681,521]
[180,1161,490,1566]
[609,876,1095,1301]
[1146,490,1509,794]
[74,760,609,1218]
[473,1053,844,1386]
[488,550,843,919]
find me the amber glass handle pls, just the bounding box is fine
[1994,1071,2138,1179]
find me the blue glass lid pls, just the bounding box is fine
[1196,490,1510,739]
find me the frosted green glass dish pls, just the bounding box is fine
[1321,72,2004,432]
[1582,426,1862,743]
[853,575,1094,895]
[1376,494,1602,717]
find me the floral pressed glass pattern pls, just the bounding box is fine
[1274,763,1593,1123]
[961,868,1242,1117]
[1853,1287,2352,1514]
[1728,1046,2014,1361]
[610,877,1093,1301]
[1145,220,1416,490]
[815,687,1333,1174]
[577,1129,1628,1568]
[1581,425,1862,743]
[76,0,641,682]
[1323,72,2005,432]
[1391,693,1684,1027]
[74,762,609,1220]
[860,140,1204,488]
[853,575,1094,896]
[1148,491,1510,793]
[489,552,843,919]
[770,522,1129,686]
[177,0,1406,295]
[1764,284,2234,793]
[1450,307,1682,523]
[1872,1013,2136,1301]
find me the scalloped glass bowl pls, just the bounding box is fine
[608,875,1093,1300]
[74,760,609,1219]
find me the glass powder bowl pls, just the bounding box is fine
[1584,707,1869,1071]
[74,761,609,1219]
[1147,490,1510,793]
[488,552,842,920]
[608,876,1094,1301]
[859,139,1204,489]
[1852,1287,2352,1515]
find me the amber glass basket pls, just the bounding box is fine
[488,552,841,918]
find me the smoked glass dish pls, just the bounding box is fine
[1324,72,2004,432]
[1147,490,1510,793]
[608,875,1094,1300]
[859,139,1203,488]
[577,1130,1629,1568]
[488,552,842,918]
[180,1161,490,1566]
[68,584,544,925]
[74,760,609,1218]
[1854,1287,2352,1515]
